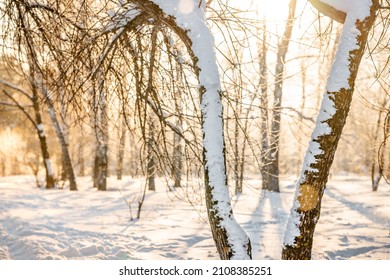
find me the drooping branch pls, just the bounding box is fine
[2,89,37,127]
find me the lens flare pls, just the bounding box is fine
[178,0,195,14]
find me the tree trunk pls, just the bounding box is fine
[117,115,126,180]
[282,0,379,260]
[78,135,85,177]
[172,60,184,188]
[194,12,251,261]
[94,140,108,191]
[371,108,383,191]
[131,0,251,260]
[267,0,297,192]
[48,107,77,191]
[31,84,55,189]
[147,120,156,191]
[233,118,242,194]
[258,20,271,190]
[371,95,389,191]
[39,78,77,191]
[93,82,108,191]
[232,69,244,194]
[172,118,183,188]
[296,60,308,175]
[129,131,138,177]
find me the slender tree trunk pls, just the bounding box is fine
[0,158,5,177]
[232,66,244,194]
[34,111,55,188]
[93,83,108,191]
[282,0,379,260]
[172,56,184,188]
[129,131,137,177]
[258,20,271,190]
[94,140,108,191]
[375,110,390,190]
[383,113,390,178]
[296,60,308,175]
[48,106,77,191]
[371,108,383,191]
[233,117,241,194]
[30,82,55,189]
[78,134,85,177]
[268,0,297,192]
[93,151,99,188]
[172,118,183,188]
[237,94,255,195]
[39,78,77,191]
[371,96,389,191]
[15,4,55,189]
[117,115,126,180]
[147,120,156,191]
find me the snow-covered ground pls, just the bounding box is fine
[0,174,388,260]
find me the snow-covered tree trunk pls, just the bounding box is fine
[143,0,252,259]
[282,0,379,260]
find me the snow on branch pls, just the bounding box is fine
[145,0,251,259]
[310,0,374,23]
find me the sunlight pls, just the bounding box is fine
[178,0,195,14]
[256,0,291,22]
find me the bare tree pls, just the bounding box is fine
[0,78,55,189]
[38,76,77,190]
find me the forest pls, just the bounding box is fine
[0,0,389,260]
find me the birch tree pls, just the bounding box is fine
[37,76,77,191]
[282,0,380,260]
[93,78,109,191]
[0,77,55,189]
[0,0,84,189]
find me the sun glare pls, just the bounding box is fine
[179,0,195,14]
[256,0,291,22]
